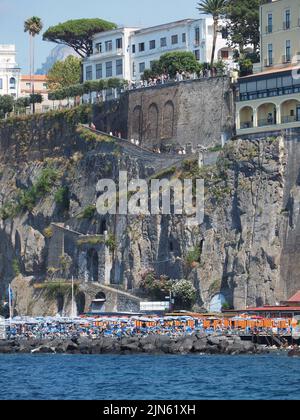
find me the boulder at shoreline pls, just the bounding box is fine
[0,335,271,356]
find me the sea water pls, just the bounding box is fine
[0,354,299,400]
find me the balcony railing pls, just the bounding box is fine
[282,116,298,124]
[258,118,276,127]
[238,85,300,102]
[240,121,254,129]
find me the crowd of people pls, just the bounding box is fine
[2,315,298,341]
[127,67,229,91]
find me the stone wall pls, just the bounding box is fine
[93,77,235,151]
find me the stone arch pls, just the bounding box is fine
[280,98,300,124]
[87,248,99,283]
[132,105,142,141]
[147,103,159,142]
[91,292,107,313]
[162,101,175,140]
[57,294,64,315]
[239,105,254,129]
[257,102,277,127]
[208,293,226,313]
[76,292,86,315]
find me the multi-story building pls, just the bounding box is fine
[236,0,300,136]
[20,75,52,112]
[83,17,233,83]
[0,45,21,98]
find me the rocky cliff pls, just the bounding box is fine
[0,108,299,315]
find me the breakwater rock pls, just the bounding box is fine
[0,335,270,355]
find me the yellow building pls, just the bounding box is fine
[236,0,300,136]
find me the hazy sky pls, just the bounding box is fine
[0,0,200,73]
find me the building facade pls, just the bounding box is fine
[20,75,53,112]
[236,0,300,137]
[83,17,233,83]
[0,45,21,98]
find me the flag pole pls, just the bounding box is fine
[71,276,75,319]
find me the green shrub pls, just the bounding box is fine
[78,205,96,219]
[172,280,197,310]
[12,258,21,276]
[105,234,116,252]
[186,246,201,267]
[54,186,70,211]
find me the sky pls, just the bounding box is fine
[0,0,200,73]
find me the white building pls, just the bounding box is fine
[0,45,21,98]
[83,17,233,83]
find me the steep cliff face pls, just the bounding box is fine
[0,110,298,314]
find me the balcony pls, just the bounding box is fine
[258,118,276,127]
[238,85,300,102]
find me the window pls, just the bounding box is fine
[285,10,291,29]
[182,33,186,43]
[116,38,123,50]
[106,61,113,78]
[133,62,136,77]
[171,35,178,45]
[266,78,277,89]
[95,42,102,53]
[267,14,273,33]
[194,50,200,60]
[221,50,229,59]
[139,43,145,52]
[160,37,167,47]
[10,77,16,89]
[116,59,123,76]
[132,44,136,54]
[149,40,156,50]
[195,27,200,45]
[139,62,145,73]
[86,66,93,81]
[105,40,113,52]
[286,40,291,62]
[268,44,273,65]
[96,63,103,79]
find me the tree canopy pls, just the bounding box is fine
[24,16,43,37]
[224,0,260,53]
[143,52,202,79]
[0,95,14,118]
[43,19,117,57]
[197,0,227,67]
[47,55,82,91]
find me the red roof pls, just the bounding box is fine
[246,306,300,312]
[288,291,300,303]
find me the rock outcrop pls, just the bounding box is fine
[0,109,300,315]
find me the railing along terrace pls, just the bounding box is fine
[238,85,300,102]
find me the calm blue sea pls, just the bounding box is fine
[0,354,299,400]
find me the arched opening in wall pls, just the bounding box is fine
[208,293,226,313]
[161,101,175,140]
[91,292,107,314]
[146,103,159,143]
[87,248,99,283]
[9,77,16,89]
[76,292,86,315]
[57,294,64,315]
[281,99,300,124]
[239,106,254,129]
[257,103,277,127]
[132,105,142,141]
[99,219,107,235]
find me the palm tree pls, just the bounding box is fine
[24,16,43,114]
[197,0,227,68]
